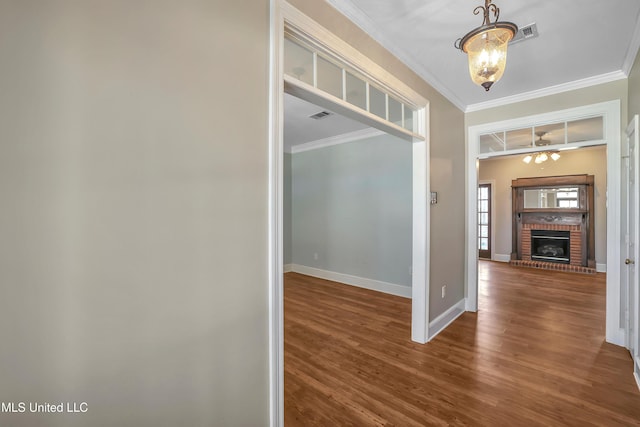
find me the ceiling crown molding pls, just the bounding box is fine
[288,128,385,154]
[465,71,627,113]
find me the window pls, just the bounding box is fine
[478,184,491,259]
[284,36,418,134]
[478,116,605,155]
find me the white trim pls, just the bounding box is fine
[634,371,640,393]
[284,76,421,143]
[428,299,466,341]
[466,72,627,113]
[622,16,640,76]
[624,115,640,365]
[283,264,294,273]
[290,264,412,298]
[465,137,479,312]
[478,140,607,161]
[281,1,430,345]
[268,1,284,426]
[413,137,430,343]
[466,100,623,347]
[605,101,623,346]
[494,254,511,263]
[288,128,384,154]
[596,263,607,273]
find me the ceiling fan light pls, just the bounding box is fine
[551,152,561,161]
[523,154,533,164]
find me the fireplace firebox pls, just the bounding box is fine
[531,230,570,264]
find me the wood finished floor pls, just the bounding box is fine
[284,261,640,426]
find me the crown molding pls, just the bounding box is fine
[465,71,628,113]
[324,0,467,112]
[288,128,385,154]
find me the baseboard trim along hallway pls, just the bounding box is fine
[288,264,411,298]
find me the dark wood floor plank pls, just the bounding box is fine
[284,261,640,426]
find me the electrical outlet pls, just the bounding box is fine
[313,253,318,260]
[441,285,446,298]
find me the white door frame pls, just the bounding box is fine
[624,115,640,387]
[466,100,623,346]
[269,2,431,425]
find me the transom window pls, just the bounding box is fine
[479,116,604,155]
[284,36,417,135]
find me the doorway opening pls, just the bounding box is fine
[283,93,413,298]
[269,2,431,425]
[467,100,622,347]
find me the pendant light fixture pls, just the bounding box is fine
[455,0,518,91]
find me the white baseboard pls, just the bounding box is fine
[493,254,511,263]
[428,299,466,341]
[607,327,626,347]
[634,357,640,392]
[283,264,294,273]
[289,264,411,298]
[596,263,607,273]
[634,356,640,392]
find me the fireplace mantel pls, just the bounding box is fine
[510,175,595,272]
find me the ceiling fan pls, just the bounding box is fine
[523,131,560,164]
[534,130,552,146]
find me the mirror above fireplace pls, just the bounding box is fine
[523,187,580,209]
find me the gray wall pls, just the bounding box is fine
[479,147,608,266]
[291,135,413,287]
[288,0,466,320]
[0,1,269,426]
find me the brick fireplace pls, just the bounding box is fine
[510,175,595,274]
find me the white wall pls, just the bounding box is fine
[0,1,269,426]
[290,134,413,291]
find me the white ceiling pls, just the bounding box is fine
[326,0,640,112]
[284,0,640,148]
[283,93,369,152]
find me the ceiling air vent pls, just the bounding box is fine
[309,111,332,120]
[510,23,538,45]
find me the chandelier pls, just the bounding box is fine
[455,0,518,91]
[523,151,561,164]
